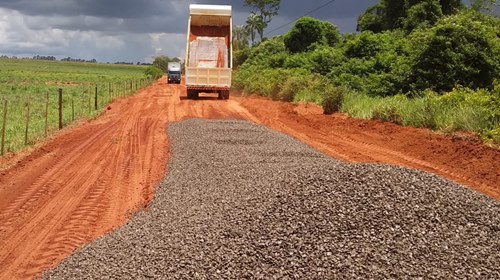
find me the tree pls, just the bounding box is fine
[357,3,387,32]
[152,55,176,72]
[233,25,250,50]
[284,17,339,53]
[403,0,443,32]
[246,14,265,45]
[383,0,407,29]
[408,12,500,92]
[244,0,280,41]
[144,66,164,80]
[439,0,462,14]
[321,21,341,47]
[358,0,463,32]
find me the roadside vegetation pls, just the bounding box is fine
[0,59,154,154]
[233,0,500,145]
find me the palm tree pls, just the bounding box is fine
[233,25,250,50]
[245,14,265,45]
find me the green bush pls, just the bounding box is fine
[293,76,333,105]
[144,66,163,80]
[243,37,287,68]
[322,84,345,115]
[482,125,500,145]
[279,75,310,102]
[234,48,251,69]
[371,95,406,124]
[309,46,344,76]
[408,11,500,92]
[283,53,313,70]
[284,16,339,53]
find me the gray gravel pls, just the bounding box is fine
[44,119,500,279]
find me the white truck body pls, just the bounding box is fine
[168,62,181,72]
[185,4,232,99]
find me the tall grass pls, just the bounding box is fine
[234,67,500,144]
[341,89,500,143]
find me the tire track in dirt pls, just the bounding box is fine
[0,126,112,231]
[0,120,127,278]
[0,79,171,279]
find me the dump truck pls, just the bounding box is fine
[167,62,181,84]
[185,4,232,99]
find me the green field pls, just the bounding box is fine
[0,58,153,154]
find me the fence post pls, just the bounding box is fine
[58,88,63,129]
[45,92,49,138]
[1,100,7,156]
[109,82,112,103]
[88,88,91,113]
[72,99,75,122]
[24,97,31,146]
[95,85,98,110]
[130,80,132,95]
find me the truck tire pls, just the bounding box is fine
[223,90,230,99]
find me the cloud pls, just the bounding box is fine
[0,1,379,62]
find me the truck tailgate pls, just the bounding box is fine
[185,67,232,88]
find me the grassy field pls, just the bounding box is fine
[0,58,153,154]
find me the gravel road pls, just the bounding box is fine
[44,119,500,279]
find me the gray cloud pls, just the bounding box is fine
[5,0,482,63]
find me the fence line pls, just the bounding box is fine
[0,78,154,156]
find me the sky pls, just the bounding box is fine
[0,0,381,63]
[0,0,495,63]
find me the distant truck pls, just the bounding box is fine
[185,4,232,99]
[167,62,181,84]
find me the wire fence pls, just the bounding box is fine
[0,78,154,155]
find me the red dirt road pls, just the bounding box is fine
[0,78,498,279]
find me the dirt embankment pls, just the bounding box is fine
[0,77,498,279]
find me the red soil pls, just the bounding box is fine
[0,78,498,279]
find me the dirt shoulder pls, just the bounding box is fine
[0,79,172,279]
[237,96,500,200]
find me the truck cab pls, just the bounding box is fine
[167,62,181,84]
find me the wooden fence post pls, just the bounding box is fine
[44,92,49,138]
[1,100,7,156]
[58,88,63,129]
[109,82,112,103]
[88,88,91,113]
[24,96,31,146]
[95,85,98,110]
[72,99,75,122]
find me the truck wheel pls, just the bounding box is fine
[223,90,230,99]
[187,90,194,99]
[193,91,199,100]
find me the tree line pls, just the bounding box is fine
[233,0,500,144]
